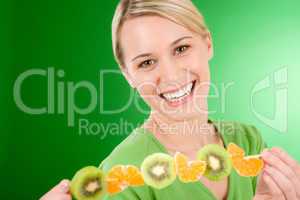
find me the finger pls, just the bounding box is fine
[265,165,298,200]
[52,179,70,194]
[261,150,300,194]
[262,173,284,199]
[271,147,300,176]
[59,179,70,193]
[60,194,72,200]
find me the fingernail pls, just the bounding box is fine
[60,180,70,192]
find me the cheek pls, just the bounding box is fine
[185,52,210,80]
[136,81,158,96]
[136,79,164,108]
[130,70,159,88]
[138,89,161,108]
[185,51,211,97]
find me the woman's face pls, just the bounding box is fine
[119,15,213,121]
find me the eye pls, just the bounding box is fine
[174,45,190,55]
[138,59,156,69]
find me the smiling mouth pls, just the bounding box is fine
[158,80,196,103]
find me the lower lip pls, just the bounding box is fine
[163,82,195,108]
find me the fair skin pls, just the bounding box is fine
[40,180,71,200]
[41,16,300,200]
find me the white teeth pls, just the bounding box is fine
[162,82,194,102]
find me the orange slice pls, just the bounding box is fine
[227,143,264,177]
[175,152,206,183]
[106,165,144,195]
[227,143,245,158]
[231,156,264,177]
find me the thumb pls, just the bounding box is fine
[57,179,70,193]
[255,171,268,194]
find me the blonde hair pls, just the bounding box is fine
[112,0,209,68]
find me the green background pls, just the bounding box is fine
[1,0,300,199]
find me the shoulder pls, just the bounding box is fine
[212,119,266,155]
[99,127,151,173]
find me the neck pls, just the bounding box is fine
[142,112,221,154]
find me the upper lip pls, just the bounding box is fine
[158,80,195,95]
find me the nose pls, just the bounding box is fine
[158,57,183,85]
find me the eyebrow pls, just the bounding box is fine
[171,36,193,46]
[131,53,152,62]
[130,36,193,62]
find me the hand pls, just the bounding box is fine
[40,179,72,200]
[254,147,300,200]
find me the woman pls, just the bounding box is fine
[41,0,300,199]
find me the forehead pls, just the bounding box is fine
[119,15,195,57]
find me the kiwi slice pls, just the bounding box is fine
[141,153,176,189]
[197,144,232,181]
[70,166,106,200]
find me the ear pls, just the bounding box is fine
[205,32,214,60]
[121,67,135,88]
